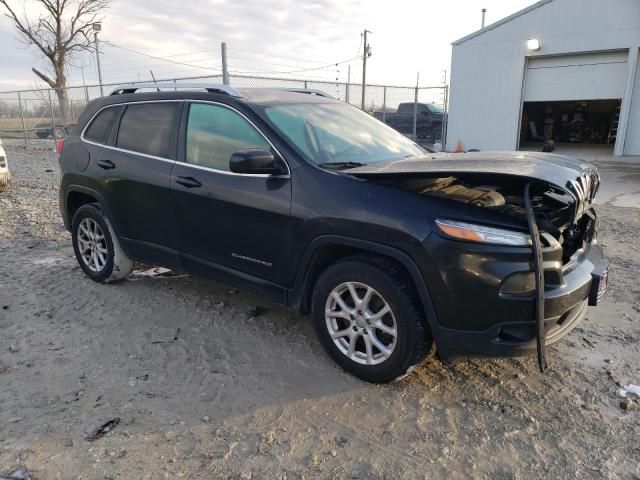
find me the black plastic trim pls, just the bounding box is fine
[288,234,441,339]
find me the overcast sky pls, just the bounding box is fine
[0,0,536,92]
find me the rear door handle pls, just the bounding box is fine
[175,176,202,189]
[97,159,115,170]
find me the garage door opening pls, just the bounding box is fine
[519,99,620,156]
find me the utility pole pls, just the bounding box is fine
[93,22,104,96]
[80,65,89,103]
[221,42,229,85]
[17,91,28,148]
[441,69,449,150]
[361,29,371,110]
[346,64,351,103]
[481,8,487,28]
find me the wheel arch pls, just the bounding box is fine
[67,189,99,220]
[289,235,441,338]
[64,185,126,250]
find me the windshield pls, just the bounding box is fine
[262,102,425,167]
[426,103,444,113]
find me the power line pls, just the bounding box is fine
[104,57,220,74]
[100,41,361,80]
[355,35,363,57]
[228,56,361,81]
[101,49,212,67]
[107,69,223,84]
[227,47,331,66]
[227,69,342,83]
[229,55,361,76]
[227,59,338,76]
[103,42,220,72]
[227,54,332,71]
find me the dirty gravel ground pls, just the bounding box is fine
[1,139,639,479]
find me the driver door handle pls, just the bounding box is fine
[97,159,116,170]
[175,176,202,189]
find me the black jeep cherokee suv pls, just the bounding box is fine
[58,83,608,382]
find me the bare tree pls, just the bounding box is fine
[0,0,108,122]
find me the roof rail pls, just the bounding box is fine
[277,88,334,98]
[109,82,242,97]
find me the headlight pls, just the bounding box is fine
[435,219,531,246]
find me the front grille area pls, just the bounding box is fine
[566,169,600,219]
[560,210,596,262]
[552,169,600,264]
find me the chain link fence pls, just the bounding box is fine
[0,73,448,150]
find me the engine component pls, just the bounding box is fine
[421,183,505,208]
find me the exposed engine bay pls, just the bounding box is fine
[415,176,506,207]
[346,151,601,263]
[370,173,598,262]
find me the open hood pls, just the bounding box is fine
[347,151,600,219]
[347,151,593,188]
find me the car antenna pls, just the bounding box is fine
[149,70,160,92]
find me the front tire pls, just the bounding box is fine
[71,204,133,283]
[312,256,432,383]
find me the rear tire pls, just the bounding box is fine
[312,256,431,383]
[71,203,133,283]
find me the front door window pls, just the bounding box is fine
[186,103,271,171]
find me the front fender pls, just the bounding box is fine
[288,234,441,340]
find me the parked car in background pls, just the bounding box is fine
[58,84,607,383]
[0,138,10,191]
[375,102,445,143]
[36,122,74,139]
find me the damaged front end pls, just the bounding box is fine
[362,167,600,263]
[348,152,609,368]
[348,151,602,264]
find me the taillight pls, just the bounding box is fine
[56,138,65,154]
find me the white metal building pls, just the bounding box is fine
[446,0,640,156]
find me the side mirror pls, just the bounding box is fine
[229,149,285,175]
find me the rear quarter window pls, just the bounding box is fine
[116,102,179,158]
[84,106,121,144]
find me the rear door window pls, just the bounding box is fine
[84,106,121,144]
[185,103,271,171]
[116,102,179,158]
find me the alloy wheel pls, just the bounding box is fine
[77,218,108,272]
[325,281,397,365]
